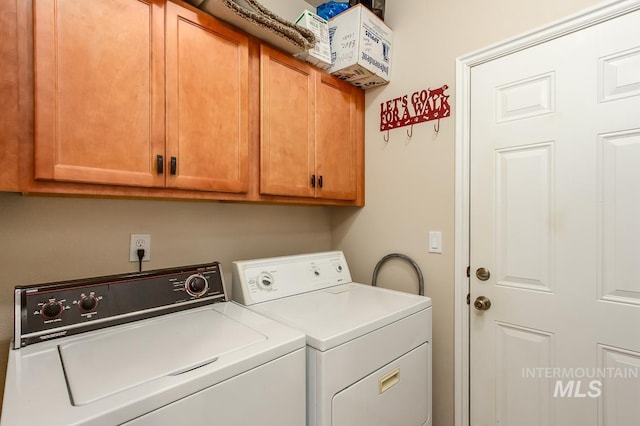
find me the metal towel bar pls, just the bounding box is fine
[371,253,424,296]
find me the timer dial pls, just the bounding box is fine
[78,295,98,313]
[185,274,208,298]
[257,272,274,290]
[41,301,64,320]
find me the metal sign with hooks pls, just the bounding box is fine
[380,84,450,142]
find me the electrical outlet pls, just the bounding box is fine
[129,234,151,262]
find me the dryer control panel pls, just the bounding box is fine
[232,251,352,305]
[14,262,226,348]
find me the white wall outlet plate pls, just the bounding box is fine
[129,234,151,262]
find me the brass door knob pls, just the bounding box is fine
[474,296,491,311]
[475,267,490,281]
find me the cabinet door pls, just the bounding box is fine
[260,45,315,198]
[0,0,20,191]
[165,2,249,193]
[316,73,363,201]
[34,0,165,187]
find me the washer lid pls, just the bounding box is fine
[249,283,431,351]
[59,307,266,406]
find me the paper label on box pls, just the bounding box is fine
[295,10,331,68]
[360,23,391,77]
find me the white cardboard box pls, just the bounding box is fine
[294,10,332,70]
[327,4,392,88]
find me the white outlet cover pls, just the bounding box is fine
[129,234,151,262]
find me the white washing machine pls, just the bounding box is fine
[232,251,432,426]
[1,262,306,426]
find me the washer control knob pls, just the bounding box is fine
[185,274,208,298]
[41,301,64,320]
[257,272,274,290]
[336,264,343,273]
[78,295,98,313]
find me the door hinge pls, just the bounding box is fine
[466,293,470,305]
[466,266,470,278]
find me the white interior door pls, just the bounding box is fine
[470,9,640,425]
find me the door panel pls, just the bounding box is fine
[166,2,249,192]
[598,345,640,425]
[494,323,554,426]
[34,0,164,187]
[598,130,640,305]
[599,47,640,102]
[260,45,315,198]
[315,74,358,200]
[495,143,554,293]
[332,343,430,426]
[495,72,555,123]
[470,8,640,426]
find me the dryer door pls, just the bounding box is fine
[332,342,431,426]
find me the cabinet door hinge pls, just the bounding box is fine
[466,266,470,278]
[466,293,470,305]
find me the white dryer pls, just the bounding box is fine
[1,262,306,426]
[232,251,432,426]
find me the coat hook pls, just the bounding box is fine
[383,130,389,143]
[434,119,440,133]
[406,125,413,138]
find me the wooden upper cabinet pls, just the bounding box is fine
[26,0,362,204]
[33,0,165,187]
[260,45,364,203]
[165,2,250,193]
[260,45,315,198]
